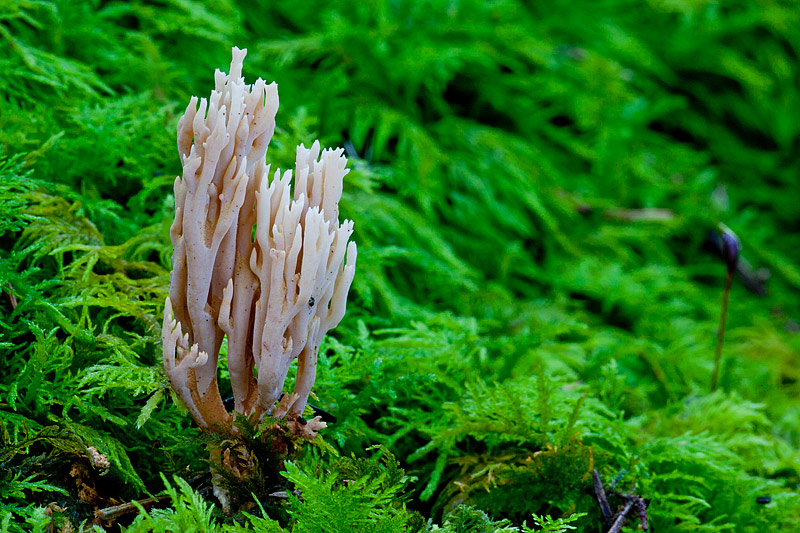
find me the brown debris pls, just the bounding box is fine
[592,469,649,533]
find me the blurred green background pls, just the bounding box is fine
[1,0,799,531]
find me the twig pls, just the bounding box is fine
[633,497,649,532]
[4,283,17,310]
[607,500,635,533]
[592,470,649,533]
[592,469,613,524]
[94,494,171,522]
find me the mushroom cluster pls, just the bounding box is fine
[161,47,356,439]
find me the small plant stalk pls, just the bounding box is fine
[711,228,740,393]
[710,270,733,392]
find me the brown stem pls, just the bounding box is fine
[710,270,733,392]
[592,469,613,524]
[94,495,171,522]
[4,283,17,310]
[607,500,635,533]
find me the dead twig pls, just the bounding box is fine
[94,494,171,522]
[592,469,613,524]
[4,283,17,310]
[607,500,635,533]
[592,469,649,533]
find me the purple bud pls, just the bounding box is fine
[720,232,740,273]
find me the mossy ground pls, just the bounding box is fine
[1,1,799,531]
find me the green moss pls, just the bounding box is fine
[1,0,799,531]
